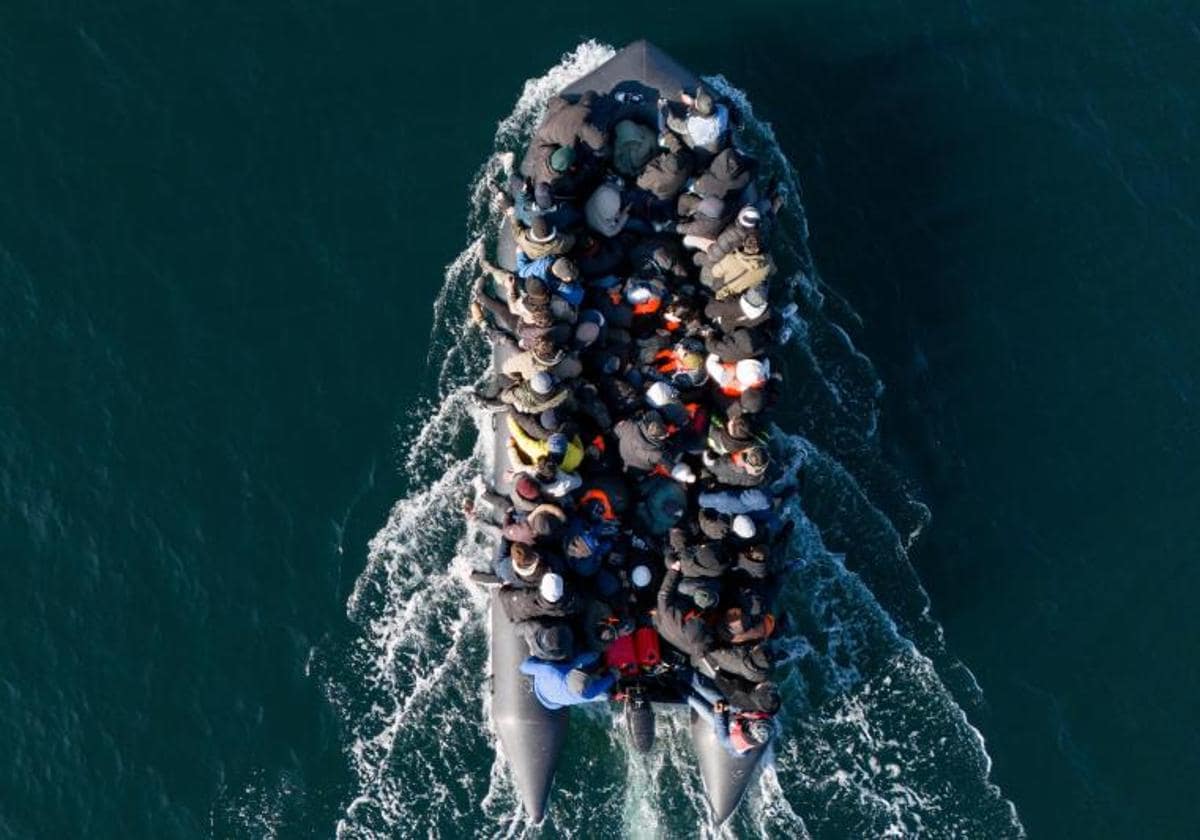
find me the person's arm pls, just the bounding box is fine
[506,414,545,462]
[516,252,554,279]
[572,650,600,669]
[584,670,617,700]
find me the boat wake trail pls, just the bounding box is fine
[320,41,1025,839]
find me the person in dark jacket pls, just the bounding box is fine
[667,527,730,578]
[690,146,756,202]
[653,565,714,660]
[703,286,771,333]
[528,94,609,158]
[695,205,766,267]
[704,325,769,363]
[713,672,782,715]
[703,445,769,487]
[613,410,671,473]
[512,619,574,661]
[498,572,582,622]
[701,642,772,684]
[634,133,695,204]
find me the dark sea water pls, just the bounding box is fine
[3,2,1199,838]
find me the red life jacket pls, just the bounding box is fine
[632,297,662,316]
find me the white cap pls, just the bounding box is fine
[732,515,757,539]
[540,572,565,603]
[735,358,768,387]
[738,290,768,320]
[631,565,652,588]
[530,371,555,395]
[625,284,654,304]
[737,206,762,228]
[646,381,678,408]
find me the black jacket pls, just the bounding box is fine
[703,296,770,332]
[614,418,669,473]
[654,568,713,659]
[498,585,582,623]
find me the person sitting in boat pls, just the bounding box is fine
[686,672,775,756]
[694,205,767,267]
[653,560,716,661]
[632,132,695,213]
[702,444,770,488]
[674,195,729,246]
[584,181,631,238]
[525,92,610,165]
[666,527,730,579]
[515,214,576,260]
[660,84,730,162]
[499,571,582,622]
[513,620,574,662]
[701,234,776,300]
[613,410,695,483]
[699,641,772,686]
[509,453,582,499]
[688,146,757,206]
[498,370,573,415]
[501,335,584,381]
[507,419,585,474]
[519,650,617,711]
[705,355,772,415]
[703,286,771,335]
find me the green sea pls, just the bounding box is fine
[2,2,1198,838]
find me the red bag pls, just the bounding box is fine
[633,627,662,669]
[604,633,639,676]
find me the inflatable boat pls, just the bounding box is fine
[482,41,771,825]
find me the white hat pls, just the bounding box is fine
[631,565,652,588]
[737,206,762,228]
[540,572,565,603]
[735,358,768,387]
[645,381,678,408]
[738,289,768,320]
[530,371,555,395]
[732,515,757,539]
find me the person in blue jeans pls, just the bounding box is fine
[520,651,616,711]
[686,672,774,756]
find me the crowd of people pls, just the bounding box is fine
[465,82,793,757]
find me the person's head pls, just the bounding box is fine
[539,571,565,603]
[727,412,752,440]
[524,277,550,304]
[551,257,579,283]
[527,306,555,328]
[575,320,600,346]
[514,475,541,503]
[737,206,762,229]
[640,410,668,442]
[510,543,542,578]
[529,504,566,538]
[631,564,652,589]
[645,381,678,409]
[565,668,595,696]
[741,233,762,255]
[532,624,573,660]
[752,681,782,715]
[547,433,569,460]
[739,286,769,320]
[735,358,768,388]
[529,370,555,395]
[696,196,725,219]
[530,215,553,241]
[534,455,557,481]
[693,85,715,116]
[679,577,719,609]
[549,144,576,173]
[534,180,554,210]
[732,514,757,540]
[743,446,768,474]
[530,335,560,363]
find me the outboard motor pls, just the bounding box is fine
[625,684,656,753]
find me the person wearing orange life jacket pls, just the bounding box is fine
[653,341,709,388]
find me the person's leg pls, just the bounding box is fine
[476,290,520,335]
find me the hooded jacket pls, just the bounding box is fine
[500,381,571,414]
[636,147,694,200]
[692,148,755,200]
[505,416,584,472]
[705,451,767,487]
[613,418,669,473]
[703,645,771,683]
[533,96,608,154]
